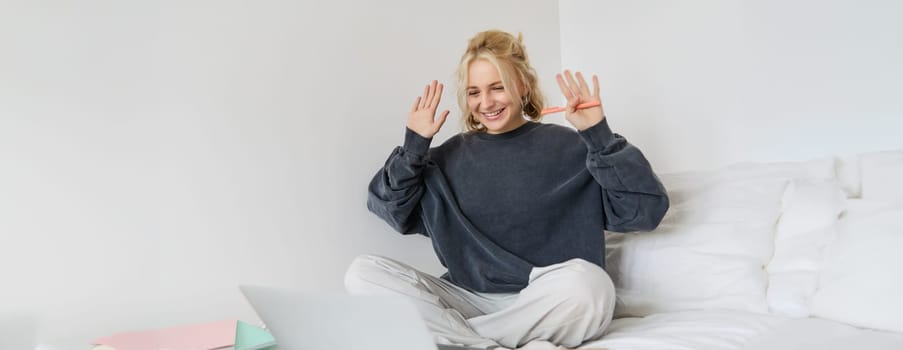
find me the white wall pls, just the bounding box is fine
[560,0,903,173]
[0,0,561,347]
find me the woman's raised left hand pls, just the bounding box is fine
[555,70,606,131]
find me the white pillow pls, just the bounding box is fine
[663,158,835,205]
[810,201,903,333]
[860,149,903,200]
[722,158,836,184]
[607,158,836,317]
[766,180,846,317]
[835,153,862,198]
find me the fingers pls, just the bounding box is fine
[592,74,600,98]
[430,82,444,109]
[575,72,591,97]
[558,70,591,100]
[435,110,449,131]
[417,80,442,111]
[559,69,597,97]
[559,70,581,113]
[425,81,437,109]
[564,70,581,97]
[556,73,574,99]
[411,96,421,113]
[419,83,429,110]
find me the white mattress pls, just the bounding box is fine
[742,316,903,350]
[580,310,903,350]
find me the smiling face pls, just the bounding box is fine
[466,58,526,134]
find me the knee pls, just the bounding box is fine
[519,259,616,346]
[534,259,615,313]
[564,259,613,290]
[343,254,389,294]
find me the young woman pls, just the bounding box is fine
[345,30,669,350]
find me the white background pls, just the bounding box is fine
[560,0,903,173]
[1,0,900,348]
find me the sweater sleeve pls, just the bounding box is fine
[577,119,670,233]
[366,127,432,235]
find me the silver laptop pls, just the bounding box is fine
[239,285,482,350]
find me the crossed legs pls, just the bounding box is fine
[344,255,615,349]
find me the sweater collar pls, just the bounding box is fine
[472,121,540,141]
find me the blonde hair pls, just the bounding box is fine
[456,30,545,132]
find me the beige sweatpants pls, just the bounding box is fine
[344,255,615,349]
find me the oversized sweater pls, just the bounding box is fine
[367,119,669,293]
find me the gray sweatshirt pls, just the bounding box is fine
[367,120,669,293]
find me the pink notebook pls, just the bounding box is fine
[91,319,237,350]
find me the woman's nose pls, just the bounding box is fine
[481,94,493,108]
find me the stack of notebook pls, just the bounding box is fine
[90,319,276,350]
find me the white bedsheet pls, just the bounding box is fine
[580,310,903,350]
[742,316,903,350]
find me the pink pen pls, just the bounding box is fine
[540,101,601,116]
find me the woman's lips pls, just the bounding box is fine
[481,107,505,121]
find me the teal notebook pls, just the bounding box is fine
[234,320,277,350]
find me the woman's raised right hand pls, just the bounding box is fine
[407,80,450,139]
